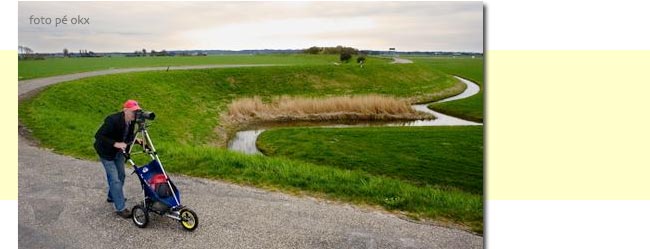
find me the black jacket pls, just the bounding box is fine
[94,112,136,160]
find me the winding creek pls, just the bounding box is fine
[227,76,483,154]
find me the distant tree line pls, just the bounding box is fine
[18,45,45,60]
[304,46,359,55]
[59,48,101,58]
[128,49,173,57]
[304,46,368,64]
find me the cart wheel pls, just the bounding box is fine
[179,208,198,231]
[132,205,149,228]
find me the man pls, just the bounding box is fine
[94,99,141,218]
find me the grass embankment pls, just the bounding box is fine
[224,95,432,126]
[18,54,347,80]
[406,57,484,122]
[257,126,483,194]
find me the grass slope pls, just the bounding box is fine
[257,126,483,194]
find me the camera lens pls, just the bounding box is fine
[136,110,155,122]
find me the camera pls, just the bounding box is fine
[135,109,156,123]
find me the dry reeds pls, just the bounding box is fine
[223,95,432,125]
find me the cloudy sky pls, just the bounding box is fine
[19,1,483,53]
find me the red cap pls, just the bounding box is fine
[123,100,141,111]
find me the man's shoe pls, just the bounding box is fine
[116,208,131,219]
[107,198,127,203]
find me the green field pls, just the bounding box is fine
[257,126,483,194]
[19,55,484,233]
[405,57,484,122]
[18,54,351,80]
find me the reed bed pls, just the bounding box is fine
[224,95,432,125]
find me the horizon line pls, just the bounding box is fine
[18,47,485,54]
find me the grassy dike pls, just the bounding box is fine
[19,61,483,232]
[406,57,484,122]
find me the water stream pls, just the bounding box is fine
[227,76,482,154]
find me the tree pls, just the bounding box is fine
[340,52,352,63]
[356,55,366,64]
[321,45,358,55]
[304,46,320,54]
[18,46,25,59]
[63,48,69,57]
[142,49,147,56]
[18,45,34,59]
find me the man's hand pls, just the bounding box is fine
[113,142,127,150]
[134,138,143,145]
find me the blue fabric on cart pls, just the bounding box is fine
[135,160,181,207]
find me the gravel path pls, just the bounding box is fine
[391,57,414,64]
[18,64,279,96]
[18,65,483,249]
